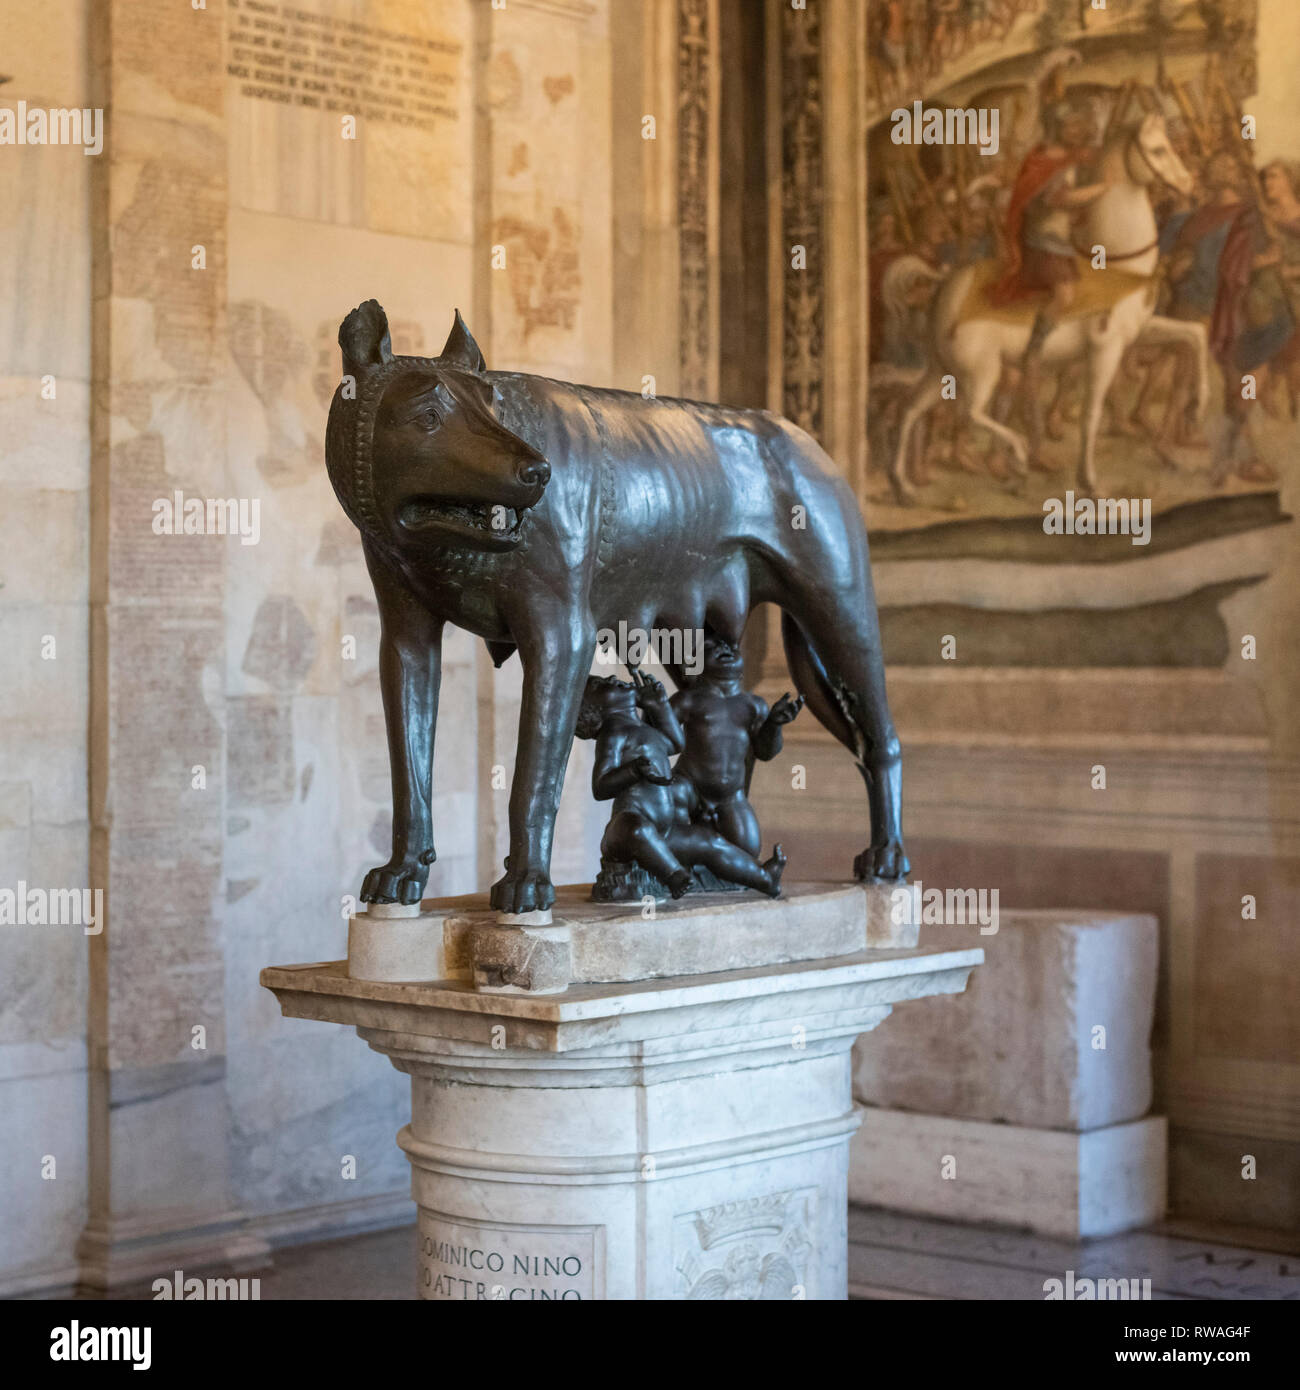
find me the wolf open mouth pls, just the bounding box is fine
[398,497,528,547]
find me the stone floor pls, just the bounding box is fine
[847,1207,1300,1300]
[76,1227,416,1302]
[71,1208,1299,1300]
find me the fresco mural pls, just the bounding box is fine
[861,0,1293,666]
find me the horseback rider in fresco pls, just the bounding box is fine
[994,100,1111,447]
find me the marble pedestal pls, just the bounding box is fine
[261,885,980,1301]
[851,1109,1168,1240]
[849,911,1164,1238]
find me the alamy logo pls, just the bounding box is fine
[152,490,261,546]
[50,1322,151,1370]
[890,879,999,935]
[1044,1269,1152,1300]
[0,883,102,934]
[890,101,999,157]
[1043,491,1151,546]
[152,1269,261,1300]
[595,621,704,677]
[1,102,104,155]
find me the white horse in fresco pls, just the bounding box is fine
[890,112,1210,500]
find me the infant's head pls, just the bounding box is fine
[700,636,743,682]
[575,675,637,739]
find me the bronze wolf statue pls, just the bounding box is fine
[326,301,908,914]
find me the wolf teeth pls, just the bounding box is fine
[399,498,524,536]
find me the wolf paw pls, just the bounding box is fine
[360,850,434,906]
[490,862,555,915]
[854,840,910,884]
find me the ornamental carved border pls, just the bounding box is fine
[678,0,712,400]
[780,0,825,440]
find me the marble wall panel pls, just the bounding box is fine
[484,0,612,382]
[226,0,473,243]
[1,0,619,1288]
[0,0,94,1295]
[1194,854,1300,1067]
[221,209,479,1219]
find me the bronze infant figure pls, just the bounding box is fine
[668,635,803,864]
[326,300,908,915]
[577,668,787,901]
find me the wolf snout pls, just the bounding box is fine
[517,459,550,491]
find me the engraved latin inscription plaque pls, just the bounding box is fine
[418,1211,602,1301]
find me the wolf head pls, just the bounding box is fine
[326,301,550,551]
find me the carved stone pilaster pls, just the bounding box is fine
[677,0,718,401]
[777,0,826,440]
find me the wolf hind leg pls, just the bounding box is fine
[780,609,909,882]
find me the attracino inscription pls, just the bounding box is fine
[418,1217,597,1301]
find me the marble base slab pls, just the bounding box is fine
[264,888,979,1300]
[849,1107,1167,1240]
[76,1210,272,1291]
[347,881,919,990]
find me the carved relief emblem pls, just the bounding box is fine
[674,1188,816,1300]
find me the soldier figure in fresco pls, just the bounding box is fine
[994,100,1112,451]
[1203,157,1300,481]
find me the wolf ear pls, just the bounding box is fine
[339,300,393,378]
[439,309,487,374]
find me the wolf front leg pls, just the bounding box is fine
[490,626,593,915]
[361,540,443,905]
